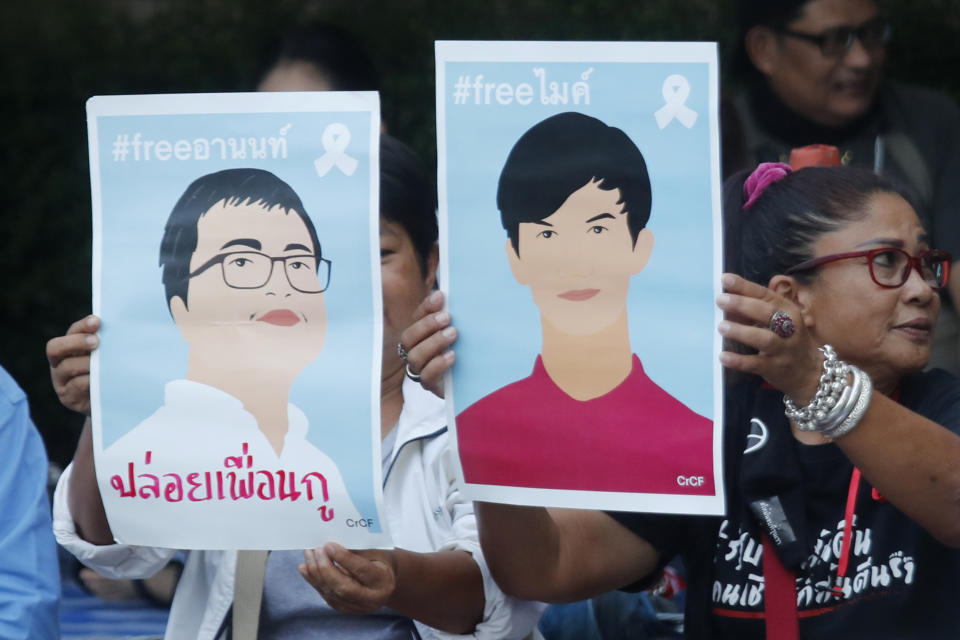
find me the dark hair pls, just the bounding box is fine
[724,165,901,287]
[159,168,321,311]
[261,22,379,92]
[733,0,810,79]
[380,134,437,274]
[738,0,809,32]
[497,112,652,254]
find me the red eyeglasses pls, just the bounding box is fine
[786,248,952,290]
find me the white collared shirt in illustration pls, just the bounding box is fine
[102,380,374,550]
[55,378,544,639]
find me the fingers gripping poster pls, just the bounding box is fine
[87,92,391,549]
[437,42,724,514]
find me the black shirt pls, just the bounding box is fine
[611,369,960,639]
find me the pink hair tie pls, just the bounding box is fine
[742,162,792,210]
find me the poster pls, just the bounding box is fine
[437,41,724,514]
[87,92,391,549]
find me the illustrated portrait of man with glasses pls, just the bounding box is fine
[107,167,361,525]
[455,112,715,496]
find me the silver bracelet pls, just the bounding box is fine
[817,368,863,433]
[784,345,849,431]
[783,345,872,437]
[822,367,872,440]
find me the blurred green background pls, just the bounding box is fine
[1,0,958,466]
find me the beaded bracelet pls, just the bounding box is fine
[783,344,872,438]
[784,345,849,430]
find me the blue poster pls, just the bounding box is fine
[437,42,724,514]
[87,92,390,549]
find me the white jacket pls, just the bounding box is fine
[53,377,543,640]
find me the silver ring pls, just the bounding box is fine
[405,363,421,382]
[397,342,410,363]
[769,309,796,339]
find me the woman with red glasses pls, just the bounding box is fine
[405,163,960,639]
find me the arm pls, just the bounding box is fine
[300,544,483,634]
[718,273,960,547]
[300,407,487,634]
[53,461,177,579]
[68,418,114,545]
[831,396,960,547]
[48,316,185,576]
[0,369,59,640]
[476,503,661,603]
[46,315,115,545]
[384,548,484,633]
[436,444,545,640]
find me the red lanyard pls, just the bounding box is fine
[762,532,800,640]
[763,466,863,638]
[763,387,898,635]
[833,468,862,594]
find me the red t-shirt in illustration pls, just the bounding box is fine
[456,355,715,494]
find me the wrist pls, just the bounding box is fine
[784,345,872,439]
[381,548,401,605]
[787,347,827,406]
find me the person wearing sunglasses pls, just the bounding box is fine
[725,0,960,372]
[404,163,960,638]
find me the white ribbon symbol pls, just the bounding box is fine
[654,74,698,130]
[314,123,358,177]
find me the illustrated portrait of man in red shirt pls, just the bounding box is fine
[456,111,715,496]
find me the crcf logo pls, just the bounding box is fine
[677,475,705,487]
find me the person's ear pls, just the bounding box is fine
[423,242,439,290]
[505,240,528,285]
[745,25,780,77]
[630,228,655,274]
[768,274,816,329]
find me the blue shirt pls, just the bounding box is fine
[0,365,60,639]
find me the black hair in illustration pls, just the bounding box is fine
[497,112,652,254]
[159,168,321,311]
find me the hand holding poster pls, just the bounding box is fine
[87,92,390,549]
[437,42,724,514]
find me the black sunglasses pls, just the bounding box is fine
[776,16,891,57]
